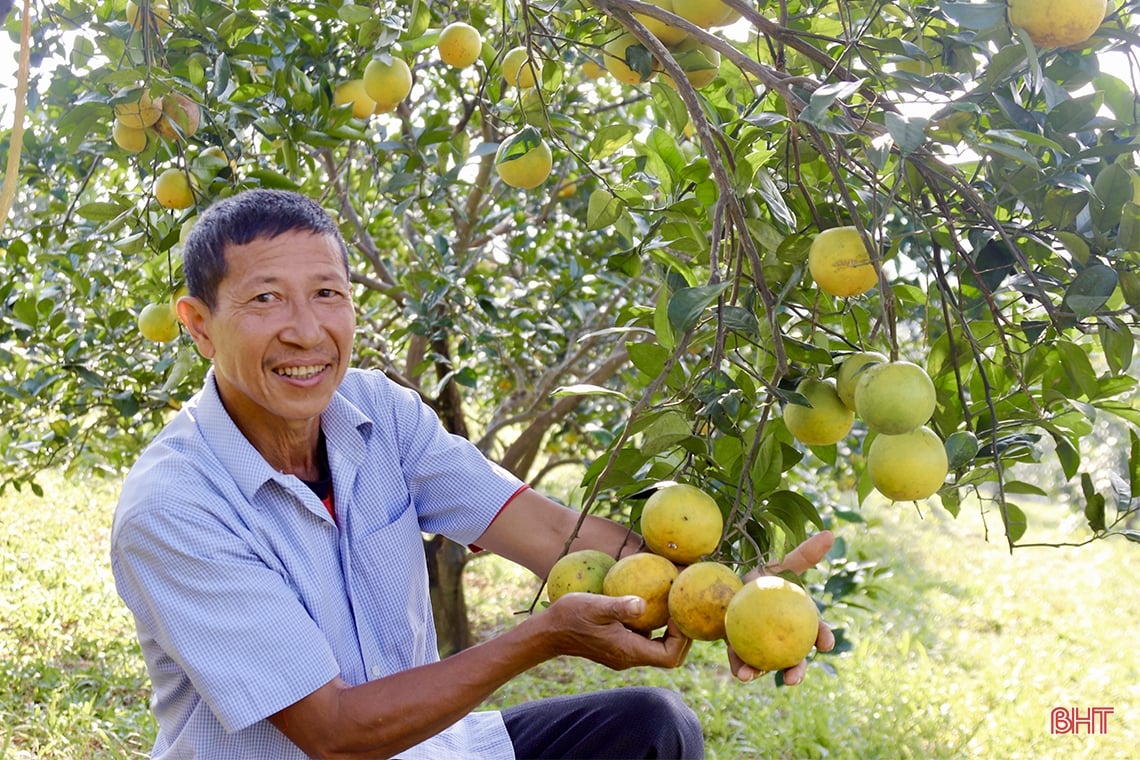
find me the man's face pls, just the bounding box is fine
[178,230,355,436]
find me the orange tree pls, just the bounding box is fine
[1,0,1138,653]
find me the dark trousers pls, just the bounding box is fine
[502,686,704,759]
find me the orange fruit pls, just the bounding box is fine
[724,576,819,672]
[602,552,679,633]
[867,425,948,501]
[853,360,936,435]
[808,226,879,297]
[546,549,616,603]
[782,377,854,446]
[667,561,742,640]
[640,483,723,565]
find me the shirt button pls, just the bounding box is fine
[371,665,382,677]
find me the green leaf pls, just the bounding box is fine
[588,124,638,161]
[496,126,543,164]
[1052,434,1080,480]
[627,341,669,378]
[884,112,928,155]
[1130,429,1140,499]
[213,53,233,101]
[1091,162,1131,232]
[1055,341,1098,400]
[1003,502,1028,543]
[1082,472,1107,532]
[1062,263,1117,319]
[1099,318,1134,376]
[944,430,980,470]
[75,202,130,223]
[551,384,629,401]
[941,1,1008,30]
[586,189,623,231]
[667,283,732,334]
[800,80,863,131]
[1118,202,1140,251]
[969,238,1016,293]
[405,0,431,39]
[338,3,373,24]
[640,411,692,456]
[721,305,760,338]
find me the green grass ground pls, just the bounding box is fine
[2,473,1137,758]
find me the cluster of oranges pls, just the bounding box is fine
[545,482,820,673]
[784,226,950,502]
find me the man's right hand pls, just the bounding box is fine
[534,592,692,671]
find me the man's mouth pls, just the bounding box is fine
[274,364,329,380]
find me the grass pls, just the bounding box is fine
[2,474,1137,758]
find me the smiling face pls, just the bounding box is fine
[177,229,356,448]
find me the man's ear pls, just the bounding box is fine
[175,295,216,359]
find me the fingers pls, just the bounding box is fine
[815,618,835,652]
[765,529,835,576]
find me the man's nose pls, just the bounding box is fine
[281,299,323,346]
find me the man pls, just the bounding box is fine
[111,188,835,758]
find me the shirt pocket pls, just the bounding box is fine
[347,501,437,674]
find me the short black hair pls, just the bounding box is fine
[182,189,350,310]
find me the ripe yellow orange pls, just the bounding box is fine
[363,56,413,109]
[138,302,180,343]
[114,90,164,129]
[724,575,819,672]
[634,0,689,45]
[126,0,171,31]
[502,46,541,89]
[835,351,887,410]
[808,226,879,297]
[438,22,483,69]
[672,0,737,28]
[667,561,742,641]
[666,37,721,89]
[334,79,377,119]
[783,377,854,446]
[853,360,936,435]
[1008,0,1107,48]
[602,552,679,633]
[112,121,148,153]
[154,168,194,210]
[494,127,553,189]
[867,425,948,501]
[603,33,657,85]
[581,58,607,80]
[640,482,723,565]
[154,92,201,141]
[546,549,616,603]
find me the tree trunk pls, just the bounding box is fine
[424,533,473,657]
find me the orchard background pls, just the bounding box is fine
[1,0,1138,668]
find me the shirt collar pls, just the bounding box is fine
[194,368,373,505]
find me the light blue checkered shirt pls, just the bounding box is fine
[111,368,525,758]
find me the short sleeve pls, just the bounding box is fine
[381,380,525,544]
[112,505,340,734]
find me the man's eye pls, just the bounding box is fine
[254,293,275,303]
[317,289,337,298]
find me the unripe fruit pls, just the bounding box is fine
[867,425,948,501]
[783,378,854,446]
[853,361,936,435]
[363,56,413,109]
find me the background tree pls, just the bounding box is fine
[1,0,1137,654]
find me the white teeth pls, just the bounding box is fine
[276,364,325,379]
